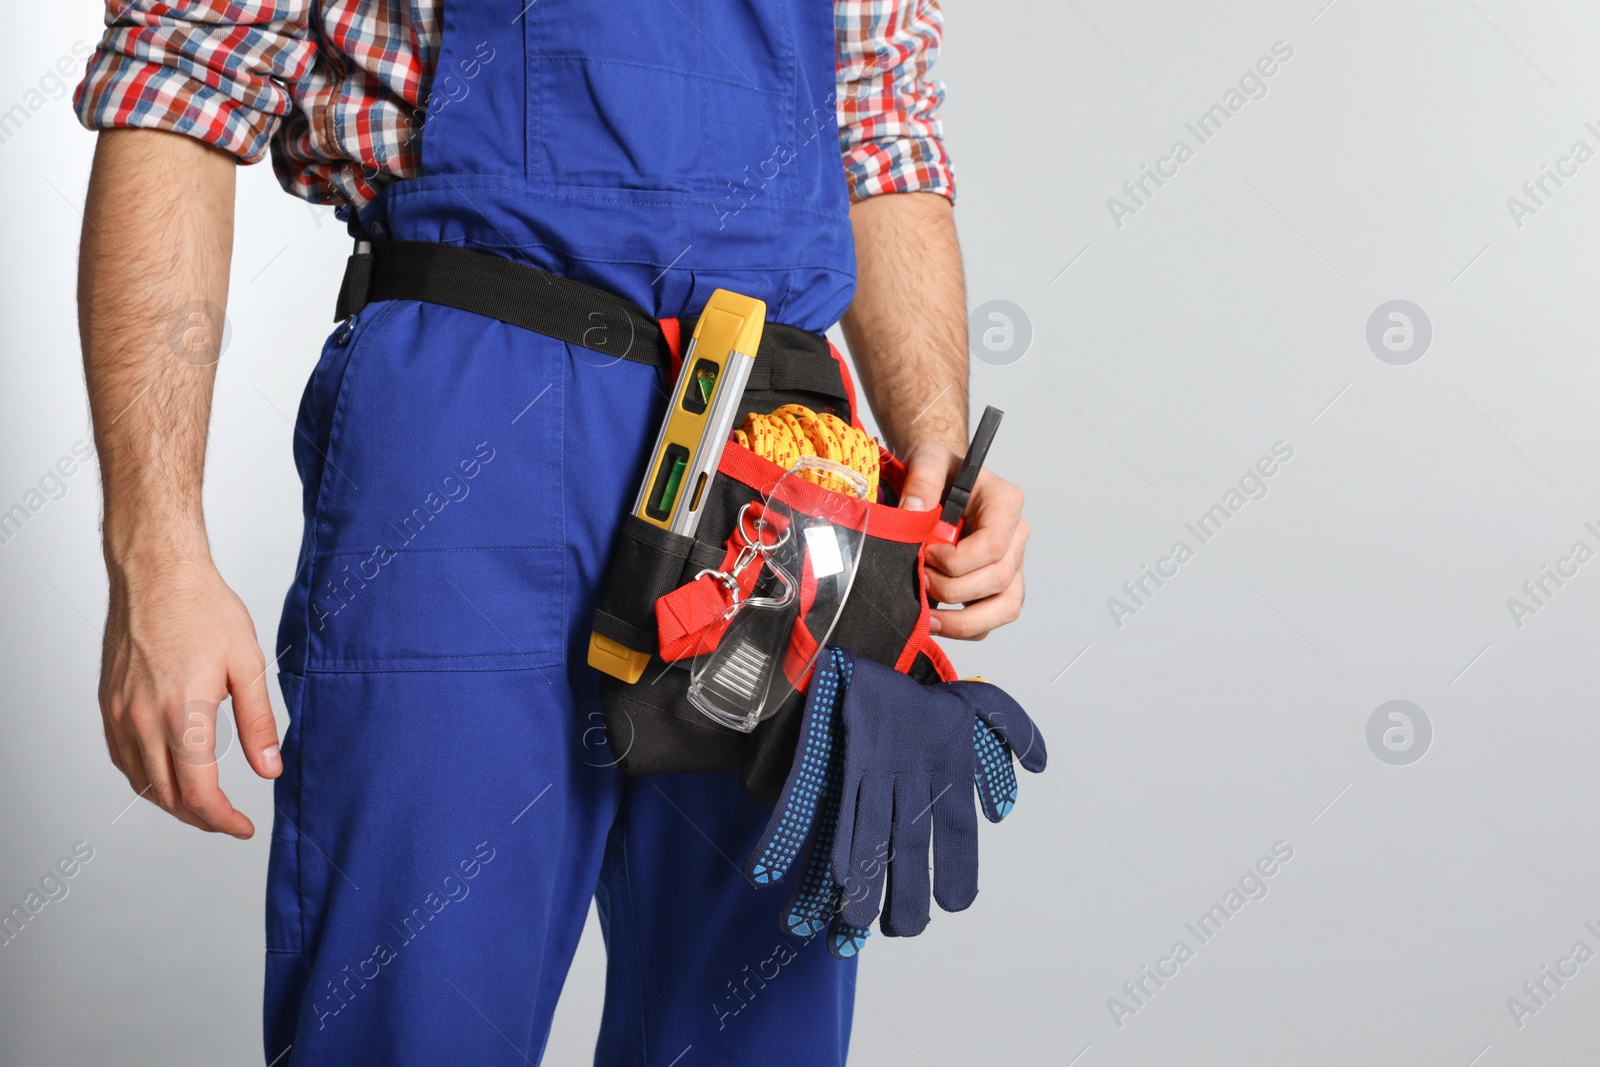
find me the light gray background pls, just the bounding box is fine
[4,1,1599,1064]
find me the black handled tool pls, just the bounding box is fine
[927,405,1004,609]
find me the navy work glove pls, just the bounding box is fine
[832,655,1048,940]
[744,648,873,956]
[744,646,1046,958]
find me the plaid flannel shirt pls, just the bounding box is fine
[74,0,955,210]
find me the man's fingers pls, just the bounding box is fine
[108,712,148,795]
[229,653,282,779]
[915,467,1028,638]
[104,692,150,792]
[100,710,126,775]
[170,754,254,839]
[927,514,1026,605]
[926,553,1014,606]
[930,573,1025,640]
[132,726,216,833]
[164,696,255,838]
[925,484,1025,579]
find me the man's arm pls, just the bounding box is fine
[834,0,1027,640]
[841,192,967,457]
[80,128,280,836]
[841,192,1028,639]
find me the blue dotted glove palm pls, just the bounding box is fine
[744,646,1047,959]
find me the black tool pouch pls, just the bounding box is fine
[592,328,958,803]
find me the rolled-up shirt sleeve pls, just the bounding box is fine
[835,0,955,202]
[73,1,314,164]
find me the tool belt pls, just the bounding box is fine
[336,241,958,802]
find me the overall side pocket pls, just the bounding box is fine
[297,301,567,672]
[265,671,306,954]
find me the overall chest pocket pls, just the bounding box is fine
[525,1,796,198]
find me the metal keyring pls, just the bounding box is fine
[735,501,791,552]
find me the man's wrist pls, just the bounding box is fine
[103,520,211,576]
[886,400,968,460]
[893,422,967,460]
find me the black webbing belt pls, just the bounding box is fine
[333,241,850,402]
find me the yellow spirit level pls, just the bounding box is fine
[587,288,767,683]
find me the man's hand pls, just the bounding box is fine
[101,559,280,836]
[899,442,1028,640]
[80,129,278,833]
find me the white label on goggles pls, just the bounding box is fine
[805,524,846,580]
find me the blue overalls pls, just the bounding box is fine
[265,2,859,1063]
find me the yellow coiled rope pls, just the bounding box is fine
[734,404,880,499]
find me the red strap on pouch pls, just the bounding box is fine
[655,561,758,661]
[655,504,789,661]
[659,317,682,374]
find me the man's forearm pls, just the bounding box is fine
[842,191,1027,638]
[840,192,968,460]
[80,129,279,838]
[80,129,236,571]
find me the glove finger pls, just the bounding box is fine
[932,773,980,912]
[834,774,894,929]
[973,713,1020,823]
[881,778,934,937]
[745,766,824,888]
[745,647,849,886]
[823,650,861,877]
[782,719,851,939]
[782,823,844,939]
[827,910,872,959]
[961,683,1048,773]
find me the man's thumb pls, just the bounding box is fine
[899,444,958,512]
[229,653,283,778]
